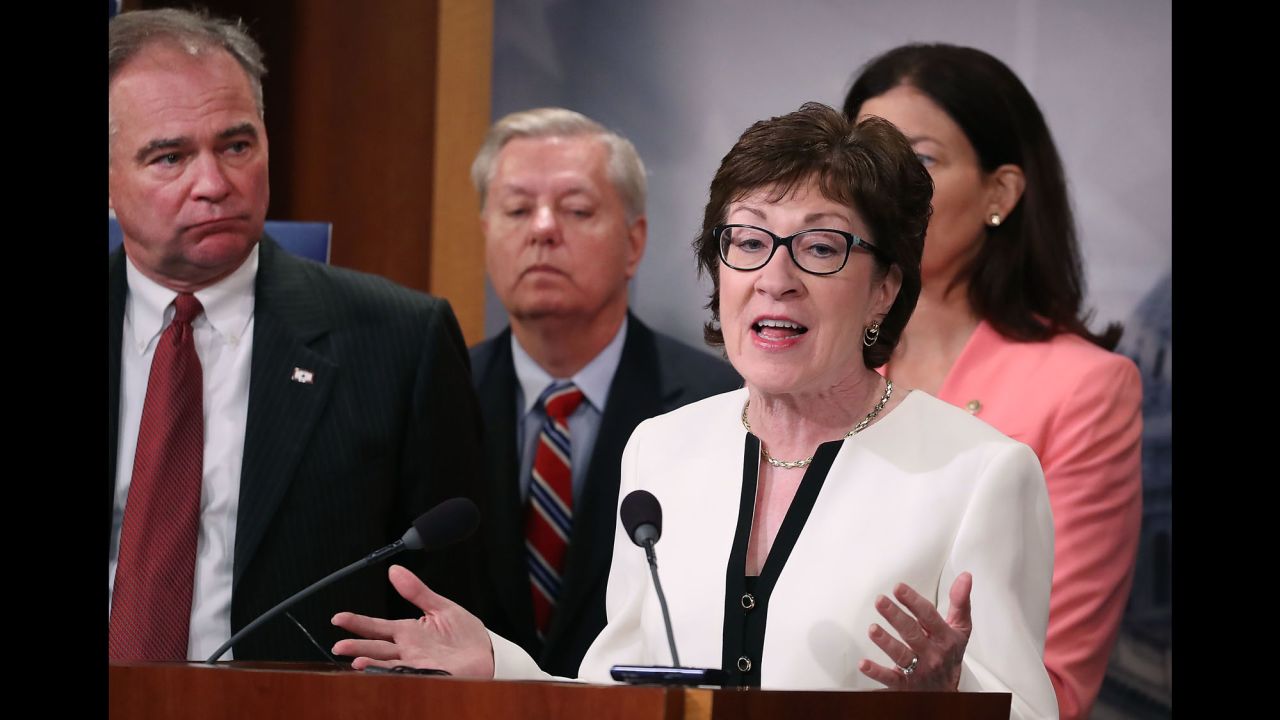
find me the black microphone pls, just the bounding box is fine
[620,490,679,666]
[612,491,726,686]
[205,497,480,663]
[621,488,663,552]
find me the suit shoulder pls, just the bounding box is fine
[1044,332,1139,378]
[468,331,508,378]
[890,389,1039,468]
[649,329,741,396]
[630,387,748,449]
[288,259,452,325]
[1021,334,1142,425]
[904,391,1030,448]
[989,330,1138,388]
[470,332,504,362]
[959,327,1141,424]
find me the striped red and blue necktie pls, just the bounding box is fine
[525,382,585,638]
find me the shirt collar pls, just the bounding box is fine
[512,315,628,416]
[124,244,259,351]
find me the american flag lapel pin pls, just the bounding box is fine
[291,367,315,384]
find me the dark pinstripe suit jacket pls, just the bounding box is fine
[469,315,740,676]
[108,236,487,661]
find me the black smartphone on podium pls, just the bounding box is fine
[610,665,728,686]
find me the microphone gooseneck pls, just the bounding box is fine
[620,490,680,667]
[203,497,480,663]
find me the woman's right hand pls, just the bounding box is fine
[331,564,496,678]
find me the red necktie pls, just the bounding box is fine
[110,293,205,661]
[525,382,584,638]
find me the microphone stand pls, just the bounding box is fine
[205,538,411,663]
[643,538,680,667]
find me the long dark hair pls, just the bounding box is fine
[844,43,1121,350]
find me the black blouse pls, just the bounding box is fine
[720,433,845,687]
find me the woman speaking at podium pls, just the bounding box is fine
[333,103,1058,720]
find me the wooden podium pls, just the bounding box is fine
[110,662,1011,719]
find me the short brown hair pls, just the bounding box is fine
[694,102,932,368]
[109,8,267,124]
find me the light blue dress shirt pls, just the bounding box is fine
[512,316,628,506]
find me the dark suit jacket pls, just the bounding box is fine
[109,237,487,661]
[470,314,740,676]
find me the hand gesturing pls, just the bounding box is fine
[858,572,973,691]
[331,564,495,678]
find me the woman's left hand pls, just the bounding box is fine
[858,571,973,691]
[330,564,495,678]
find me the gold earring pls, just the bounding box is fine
[863,321,882,347]
[988,212,1002,227]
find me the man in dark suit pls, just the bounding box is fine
[467,108,740,676]
[107,8,484,662]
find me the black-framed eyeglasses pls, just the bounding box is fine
[714,224,888,276]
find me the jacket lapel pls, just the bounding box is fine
[109,251,127,532]
[545,315,681,648]
[233,238,337,587]
[475,330,540,649]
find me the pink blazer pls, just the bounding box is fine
[896,320,1142,720]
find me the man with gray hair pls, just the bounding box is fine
[468,108,739,676]
[108,8,485,662]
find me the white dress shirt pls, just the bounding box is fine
[110,245,258,661]
[511,316,627,507]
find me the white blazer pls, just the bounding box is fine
[492,388,1058,720]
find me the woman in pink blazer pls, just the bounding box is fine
[843,44,1143,720]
